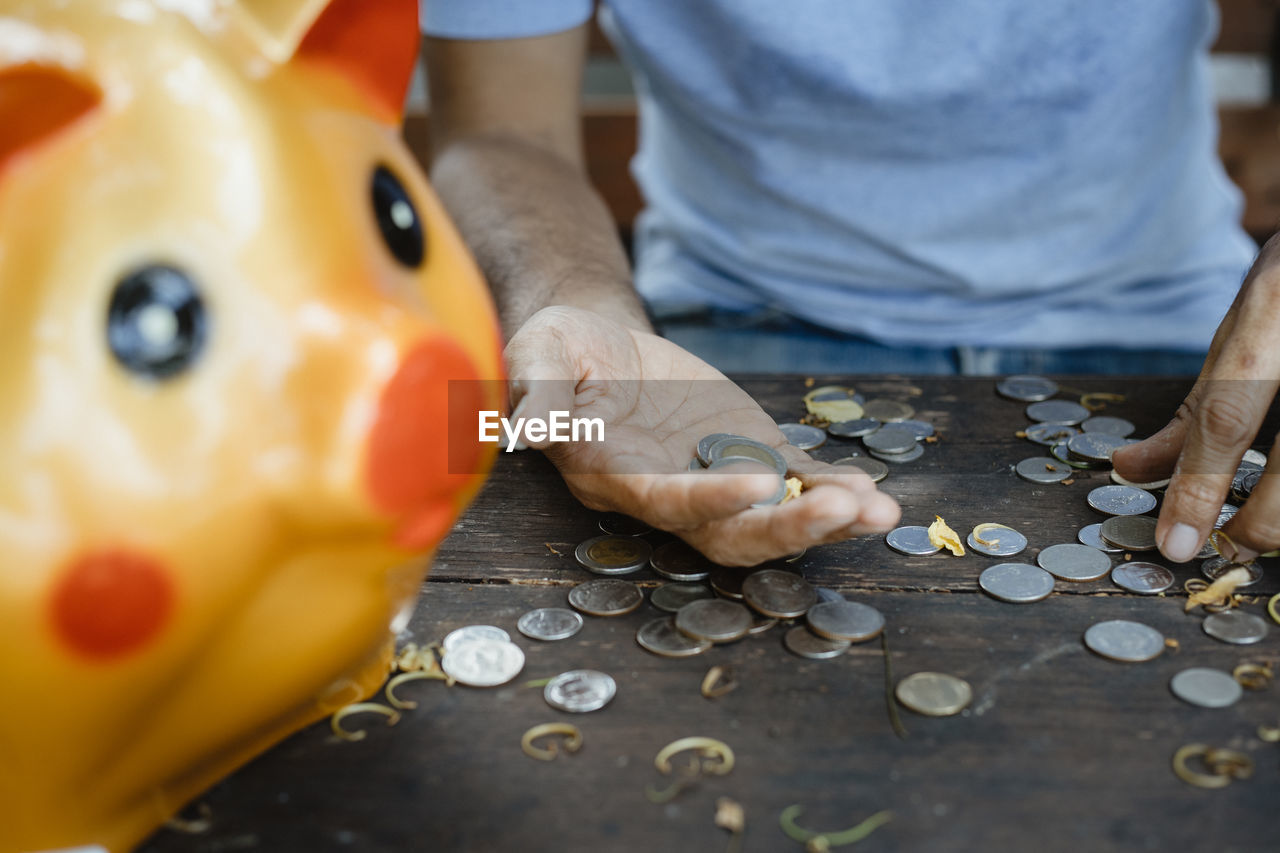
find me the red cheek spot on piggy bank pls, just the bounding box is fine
[0,1,504,850]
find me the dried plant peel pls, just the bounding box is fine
[928,516,965,556]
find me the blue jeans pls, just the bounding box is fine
[654,308,1208,376]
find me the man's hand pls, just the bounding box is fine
[504,306,902,565]
[1113,239,1280,563]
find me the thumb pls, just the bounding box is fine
[1111,416,1188,483]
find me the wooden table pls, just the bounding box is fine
[140,377,1278,853]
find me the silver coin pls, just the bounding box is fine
[832,456,889,482]
[895,672,973,716]
[861,399,915,422]
[778,422,827,450]
[1025,399,1090,425]
[1087,485,1158,516]
[575,535,652,575]
[742,568,818,619]
[675,598,753,643]
[966,525,1028,557]
[979,563,1055,603]
[706,457,788,507]
[1036,543,1112,582]
[805,600,885,642]
[1198,506,1241,558]
[1050,441,1097,469]
[707,436,788,476]
[1232,467,1263,504]
[870,443,925,464]
[886,525,942,556]
[1170,667,1243,709]
[897,419,935,440]
[709,567,749,599]
[688,457,703,471]
[516,608,584,641]
[697,432,740,467]
[1202,610,1270,645]
[636,616,711,658]
[544,669,617,713]
[440,638,525,687]
[1111,470,1170,490]
[1201,556,1264,586]
[997,374,1058,402]
[650,582,716,613]
[827,418,882,439]
[1243,448,1268,467]
[1024,422,1080,446]
[1110,562,1174,594]
[863,424,918,455]
[650,540,712,581]
[597,512,652,536]
[568,578,644,617]
[807,385,858,403]
[442,625,510,653]
[748,615,780,635]
[1099,515,1159,552]
[1015,456,1072,484]
[1067,432,1128,463]
[1078,523,1123,553]
[1081,416,1136,438]
[1083,619,1165,662]
[783,625,851,659]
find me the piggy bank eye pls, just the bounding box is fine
[107,266,208,379]
[372,165,424,269]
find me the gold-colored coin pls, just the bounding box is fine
[895,672,972,717]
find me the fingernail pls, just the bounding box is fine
[1161,523,1201,563]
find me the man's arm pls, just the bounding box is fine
[423,27,650,336]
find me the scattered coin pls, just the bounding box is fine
[1099,515,1158,551]
[707,436,788,476]
[863,424,918,455]
[1201,556,1263,587]
[636,616,712,658]
[1050,441,1096,469]
[1083,619,1165,662]
[1170,667,1243,709]
[1081,416,1136,438]
[516,608,584,641]
[832,456,889,482]
[748,616,780,635]
[443,625,510,653]
[1078,523,1123,553]
[862,399,915,422]
[598,512,652,536]
[805,600,885,642]
[870,443,925,464]
[807,385,858,403]
[897,419,935,440]
[997,375,1058,402]
[828,418,882,439]
[650,582,717,613]
[1242,448,1268,467]
[1110,469,1171,490]
[544,670,617,713]
[1232,468,1263,504]
[1025,399,1090,425]
[697,432,738,467]
[742,569,818,619]
[1024,423,1080,446]
[783,625,851,659]
[568,578,644,617]
[1110,562,1174,594]
[575,535,652,575]
[650,540,712,581]
[966,524,1028,557]
[979,563,1055,603]
[675,598,754,643]
[779,422,826,450]
[440,638,526,687]
[710,566,750,599]
[1067,432,1128,463]
[886,525,943,556]
[1087,485,1158,516]
[1015,456,1072,484]
[1202,610,1270,645]
[895,672,973,716]
[1036,543,1111,582]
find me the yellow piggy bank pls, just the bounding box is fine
[0,1,503,850]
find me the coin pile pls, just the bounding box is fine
[788,384,935,469]
[687,433,792,507]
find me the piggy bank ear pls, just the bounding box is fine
[239,0,419,123]
[0,65,99,174]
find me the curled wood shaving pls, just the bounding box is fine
[928,516,965,556]
[1079,392,1126,412]
[779,804,893,850]
[1269,593,1280,626]
[1258,724,1280,743]
[781,477,804,504]
[1233,662,1273,691]
[654,737,735,776]
[1164,638,1180,653]
[1184,566,1251,612]
[330,702,401,742]
[1172,743,1253,788]
[386,670,449,710]
[971,523,1012,548]
[521,723,583,761]
[701,665,739,699]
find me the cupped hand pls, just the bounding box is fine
[1113,241,1280,563]
[503,306,901,565]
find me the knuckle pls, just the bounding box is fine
[1196,394,1255,449]
[1169,475,1226,516]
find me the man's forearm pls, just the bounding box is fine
[429,132,651,338]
